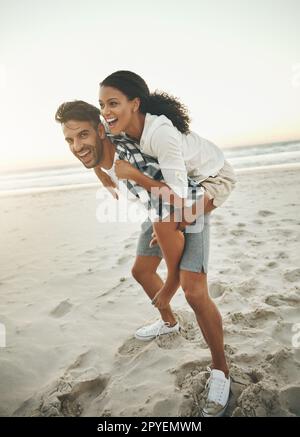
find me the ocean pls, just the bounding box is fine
[1,140,299,196]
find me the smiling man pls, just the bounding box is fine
[55,99,231,418]
[56,101,110,169]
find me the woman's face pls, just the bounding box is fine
[99,86,138,134]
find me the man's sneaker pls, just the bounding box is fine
[200,368,231,417]
[135,319,180,341]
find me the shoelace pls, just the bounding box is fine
[155,321,171,338]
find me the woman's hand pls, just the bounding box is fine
[151,290,171,310]
[177,221,187,231]
[114,160,140,181]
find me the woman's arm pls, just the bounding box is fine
[113,159,184,208]
[134,171,185,208]
[114,160,206,222]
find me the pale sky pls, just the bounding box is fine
[0,0,299,171]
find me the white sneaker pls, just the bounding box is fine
[135,319,180,341]
[200,368,231,417]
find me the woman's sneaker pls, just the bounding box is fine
[200,368,231,417]
[135,319,180,341]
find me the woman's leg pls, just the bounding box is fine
[180,269,229,377]
[152,217,184,307]
[180,192,216,228]
[131,255,177,326]
[151,193,216,241]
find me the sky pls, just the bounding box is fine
[0,0,300,171]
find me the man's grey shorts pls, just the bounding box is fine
[136,214,210,274]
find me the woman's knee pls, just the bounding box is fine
[131,264,142,282]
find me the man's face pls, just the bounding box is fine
[63,120,104,168]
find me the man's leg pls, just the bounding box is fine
[180,269,229,377]
[131,255,177,326]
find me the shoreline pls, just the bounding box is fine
[1,161,300,199]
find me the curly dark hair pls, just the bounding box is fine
[100,71,191,134]
[55,100,101,129]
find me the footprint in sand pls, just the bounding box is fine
[276,251,289,260]
[117,254,134,265]
[266,261,278,269]
[155,332,185,350]
[29,375,109,417]
[271,321,296,347]
[247,239,263,246]
[172,360,209,390]
[230,229,247,237]
[124,242,135,249]
[117,337,150,357]
[265,293,300,307]
[284,269,300,283]
[269,228,293,238]
[213,220,223,226]
[258,210,275,217]
[50,300,73,318]
[57,376,109,416]
[230,308,278,329]
[239,261,254,272]
[14,348,110,417]
[279,386,300,416]
[209,281,230,298]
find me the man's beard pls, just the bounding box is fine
[81,137,103,168]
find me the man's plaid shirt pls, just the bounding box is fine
[108,133,204,222]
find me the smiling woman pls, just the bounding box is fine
[99,71,190,140]
[98,70,239,417]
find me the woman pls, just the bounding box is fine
[99,71,236,417]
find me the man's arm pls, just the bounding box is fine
[94,166,119,199]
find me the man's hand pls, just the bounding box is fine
[114,160,140,181]
[149,229,158,247]
[151,290,171,310]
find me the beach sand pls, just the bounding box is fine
[0,166,300,417]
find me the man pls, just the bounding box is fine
[55,100,231,417]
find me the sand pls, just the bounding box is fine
[0,165,300,417]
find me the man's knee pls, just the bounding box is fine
[131,260,157,283]
[180,272,209,309]
[131,265,144,282]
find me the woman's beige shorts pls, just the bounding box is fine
[201,160,237,207]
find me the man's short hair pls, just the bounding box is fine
[55,100,101,129]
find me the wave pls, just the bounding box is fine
[1,140,299,196]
